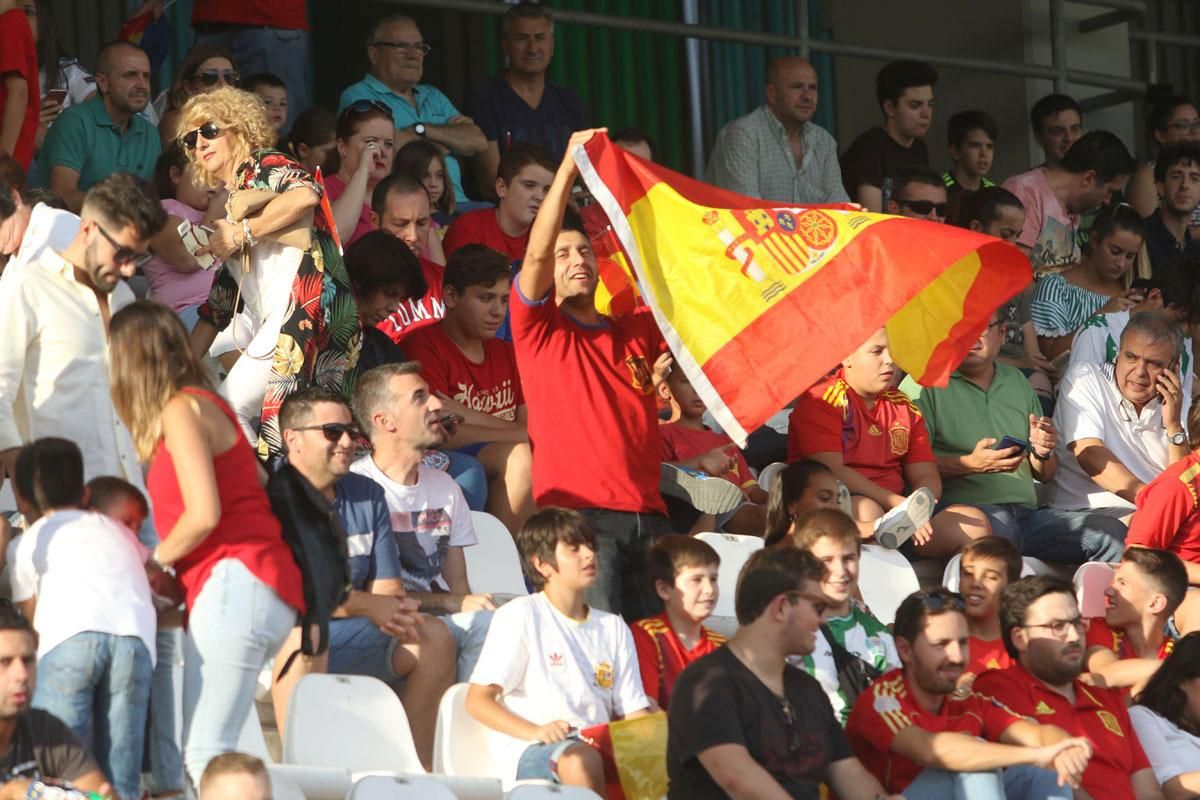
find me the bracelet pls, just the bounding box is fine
[1031,448,1052,462]
[241,218,256,248]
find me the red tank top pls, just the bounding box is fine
[146,387,305,615]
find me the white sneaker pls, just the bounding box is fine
[875,487,935,550]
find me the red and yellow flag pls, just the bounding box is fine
[574,133,1031,446]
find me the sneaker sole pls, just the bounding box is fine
[660,464,745,515]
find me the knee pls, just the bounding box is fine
[939,505,992,539]
[556,743,604,787]
[853,496,885,521]
[417,616,458,665]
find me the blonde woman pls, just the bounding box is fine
[108,299,304,787]
[181,87,360,457]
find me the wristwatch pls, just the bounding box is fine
[1169,429,1187,446]
[1030,448,1052,462]
[413,123,427,137]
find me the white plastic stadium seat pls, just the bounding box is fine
[1074,562,1117,619]
[942,554,1052,592]
[433,683,500,779]
[858,545,921,626]
[695,532,764,619]
[268,771,306,800]
[466,511,530,597]
[505,785,605,799]
[756,462,787,494]
[348,775,459,799]
[238,703,353,800]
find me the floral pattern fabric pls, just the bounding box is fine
[200,149,361,457]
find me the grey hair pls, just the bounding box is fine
[1120,310,1185,363]
[501,2,554,37]
[368,14,419,47]
[352,362,423,438]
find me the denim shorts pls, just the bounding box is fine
[516,736,585,782]
[327,615,403,686]
[453,442,490,458]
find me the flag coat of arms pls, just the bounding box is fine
[574,133,1032,445]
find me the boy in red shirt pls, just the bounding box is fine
[958,537,1022,690]
[631,534,726,710]
[658,359,767,535]
[846,588,1091,800]
[0,0,38,168]
[404,244,533,533]
[974,576,1161,800]
[443,143,555,263]
[787,327,991,557]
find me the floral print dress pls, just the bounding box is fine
[200,149,361,458]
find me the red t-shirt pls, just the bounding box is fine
[846,668,1024,792]
[787,370,935,495]
[1126,452,1200,566]
[1085,617,1174,661]
[378,258,446,343]
[322,173,374,247]
[0,8,39,169]
[511,284,666,514]
[659,422,756,495]
[630,613,726,710]
[403,324,523,421]
[192,0,308,29]
[966,635,1013,681]
[443,208,528,263]
[974,663,1152,800]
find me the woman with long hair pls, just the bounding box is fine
[108,300,304,788]
[324,100,397,248]
[1131,631,1200,797]
[283,106,336,176]
[762,460,843,545]
[158,43,239,148]
[181,87,360,457]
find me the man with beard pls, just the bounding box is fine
[269,386,456,770]
[1142,143,1200,296]
[976,576,1166,800]
[34,41,159,212]
[846,588,1091,800]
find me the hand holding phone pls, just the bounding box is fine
[993,435,1029,454]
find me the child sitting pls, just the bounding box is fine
[762,459,847,545]
[786,508,898,724]
[466,508,652,792]
[958,536,1021,690]
[630,535,727,710]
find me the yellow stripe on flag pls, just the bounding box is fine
[886,250,983,378]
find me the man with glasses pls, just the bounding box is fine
[886,165,949,223]
[901,306,1128,564]
[269,386,456,771]
[0,174,165,496]
[976,576,1165,800]
[667,546,902,800]
[339,14,487,205]
[847,588,1092,800]
[33,41,159,212]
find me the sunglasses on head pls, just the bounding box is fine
[900,199,950,217]
[294,422,364,443]
[195,69,239,88]
[183,122,225,151]
[339,99,393,121]
[94,223,153,270]
[914,590,967,613]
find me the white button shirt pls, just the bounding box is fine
[1051,361,1188,510]
[0,246,143,489]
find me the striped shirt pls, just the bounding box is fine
[1030,272,1110,338]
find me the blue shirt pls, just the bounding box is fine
[465,74,588,162]
[33,94,160,190]
[333,472,402,590]
[339,74,468,203]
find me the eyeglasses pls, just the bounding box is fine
[194,69,240,88]
[913,590,967,613]
[784,590,829,618]
[94,223,153,269]
[339,99,393,121]
[1167,119,1200,134]
[182,122,225,151]
[899,199,950,218]
[293,422,364,443]
[779,697,801,753]
[371,40,432,56]
[1021,617,1085,639]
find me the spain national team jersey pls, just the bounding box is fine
[1085,617,1174,661]
[630,613,726,710]
[1127,451,1200,565]
[787,370,934,495]
[846,668,1023,792]
[965,635,1013,684]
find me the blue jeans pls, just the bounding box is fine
[902,765,1070,800]
[194,28,311,130]
[33,632,153,800]
[182,558,297,786]
[144,628,183,794]
[441,610,493,682]
[977,504,1127,563]
[446,450,487,511]
[516,737,584,782]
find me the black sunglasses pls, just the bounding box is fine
[913,590,967,613]
[183,122,225,151]
[95,223,153,269]
[294,422,364,443]
[900,199,950,217]
[779,697,801,753]
[339,99,393,121]
[195,69,239,88]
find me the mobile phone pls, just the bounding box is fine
[1130,278,1153,292]
[44,88,68,105]
[994,435,1028,454]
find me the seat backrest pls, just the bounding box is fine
[349,775,459,800]
[1074,562,1116,620]
[283,673,425,774]
[268,771,307,800]
[756,462,787,494]
[944,553,1045,592]
[504,785,605,800]
[858,545,921,625]
[695,533,765,618]
[466,511,529,596]
[433,683,497,777]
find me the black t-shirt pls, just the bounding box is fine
[839,125,930,198]
[465,75,589,161]
[0,709,99,785]
[1144,210,1200,300]
[667,646,852,799]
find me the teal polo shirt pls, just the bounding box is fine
[900,364,1042,507]
[338,74,468,203]
[34,94,160,190]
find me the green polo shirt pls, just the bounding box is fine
[33,94,160,190]
[900,363,1042,507]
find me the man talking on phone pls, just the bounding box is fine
[901,306,1129,564]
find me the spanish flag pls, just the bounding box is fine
[574,133,1031,446]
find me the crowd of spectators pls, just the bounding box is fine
[0,0,1199,798]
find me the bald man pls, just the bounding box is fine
[706,56,848,205]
